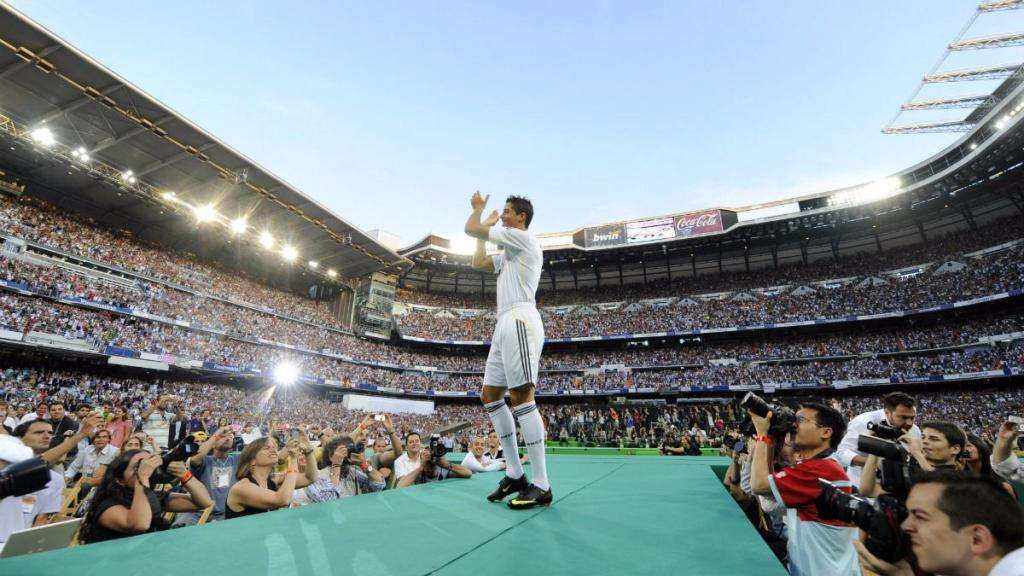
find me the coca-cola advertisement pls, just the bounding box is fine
[674,209,728,238]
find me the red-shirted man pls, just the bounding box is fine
[748,402,861,576]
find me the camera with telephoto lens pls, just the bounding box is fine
[0,458,50,499]
[740,392,797,441]
[150,434,202,484]
[866,420,904,442]
[816,480,910,563]
[815,434,914,563]
[429,433,447,463]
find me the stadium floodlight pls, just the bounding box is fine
[828,177,902,207]
[230,217,247,235]
[281,244,298,262]
[162,191,176,201]
[121,170,136,184]
[970,142,978,150]
[327,268,338,278]
[71,147,89,162]
[272,361,300,386]
[194,203,217,223]
[308,260,319,269]
[259,231,274,249]
[30,127,56,147]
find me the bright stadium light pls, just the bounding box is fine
[828,177,901,207]
[308,260,319,269]
[194,203,217,223]
[162,191,176,201]
[230,217,247,235]
[71,147,89,162]
[30,127,56,147]
[327,268,338,278]
[259,231,274,249]
[272,361,300,386]
[121,170,136,184]
[281,244,298,262]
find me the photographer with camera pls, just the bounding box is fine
[173,427,238,523]
[138,394,176,450]
[659,429,688,456]
[991,420,1024,484]
[304,435,385,503]
[395,432,471,488]
[837,392,920,492]
[745,394,861,576]
[0,436,50,549]
[855,471,1024,576]
[858,421,966,499]
[78,449,213,544]
[10,415,103,528]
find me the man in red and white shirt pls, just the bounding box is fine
[749,402,861,576]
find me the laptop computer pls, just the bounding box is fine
[0,518,82,559]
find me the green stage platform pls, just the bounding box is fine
[0,456,787,576]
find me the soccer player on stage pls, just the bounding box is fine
[465,191,550,509]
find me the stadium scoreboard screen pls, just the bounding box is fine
[582,209,737,249]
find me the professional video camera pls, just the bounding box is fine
[0,458,50,500]
[816,434,913,563]
[428,433,447,463]
[739,392,797,441]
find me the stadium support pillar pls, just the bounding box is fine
[454,274,459,294]
[690,253,696,277]
[743,248,750,272]
[874,233,883,254]
[481,272,486,295]
[916,221,927,245]
[426,270,433,292]
[618,261,624,286]
[665,251,672,281]
[717,244,723,274]
[571,265,579,290]
[594,262,602,287]
[771,244,779,269]
[641,259,647,285]
[830,236,840,263]
[799,240,809,266]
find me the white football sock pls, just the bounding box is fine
[513,401,549,491]
[485,399,524,479]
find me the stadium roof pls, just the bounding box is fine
[0,4,411,283]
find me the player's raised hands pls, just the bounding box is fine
[471,191,489,211]
[483,210,499,226]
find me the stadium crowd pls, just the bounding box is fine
[398,215,1024,309]
[396,239,1024,341]
[1,196,1024,573]
[2,363,1024,574]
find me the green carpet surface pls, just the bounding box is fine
[0,455,787,576]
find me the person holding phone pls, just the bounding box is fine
[992,419,1024,483]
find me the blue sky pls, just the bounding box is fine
[9,1,1024,250]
